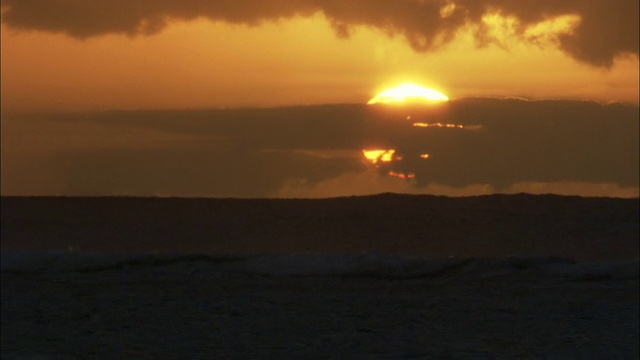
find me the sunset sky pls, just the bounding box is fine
[1,1,638,198]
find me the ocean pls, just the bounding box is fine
[1,194,638,359]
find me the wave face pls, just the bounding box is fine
[2,250,638,281]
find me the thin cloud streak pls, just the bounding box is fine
[2,0,637,67]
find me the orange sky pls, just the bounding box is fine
[2,7,638,112]
[1,2,638,199]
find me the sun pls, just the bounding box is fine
[368,83,449,105]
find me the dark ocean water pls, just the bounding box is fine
[1,194,639,358]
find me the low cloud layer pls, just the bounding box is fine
[2,99,638,198]
[2,0,638,66]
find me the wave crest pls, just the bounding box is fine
[2,250,637,281]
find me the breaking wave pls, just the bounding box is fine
[2,250,638,281]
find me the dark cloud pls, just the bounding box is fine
[373,99,639,190]
[2,0,637,67]
[2,100,638,197]
[57,148,363,197]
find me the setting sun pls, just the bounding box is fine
[368,83,449,105]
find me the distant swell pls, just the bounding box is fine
[2,250,637,282]
[2,194,638,262]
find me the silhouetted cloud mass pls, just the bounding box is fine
[2,100,638,197]
[2,0,637,66]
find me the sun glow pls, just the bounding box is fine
[412,122,483,130]
[362,149,397,165]
[368,83,449,105]
[412,122,463,128]
[388,171,416,180]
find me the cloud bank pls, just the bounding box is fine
[2,0,638,66]
[2,99,638,198]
